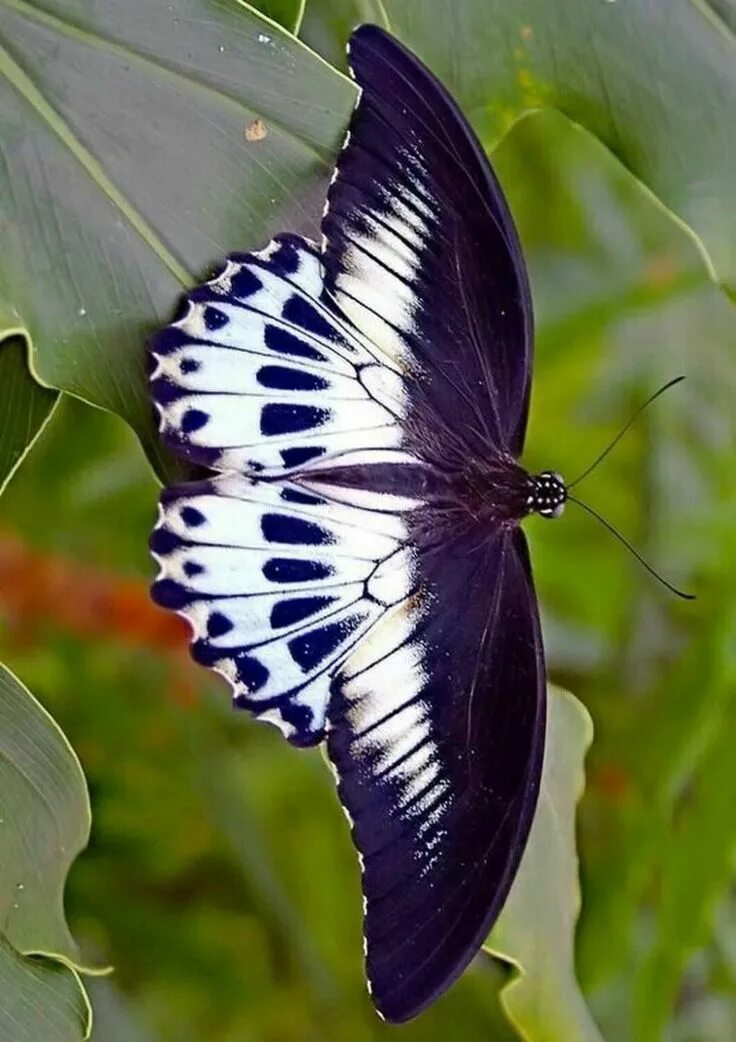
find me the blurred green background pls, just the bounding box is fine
[1,107,734,1042]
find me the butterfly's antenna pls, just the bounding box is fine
[566,494,695,600]
[566,376,685,491]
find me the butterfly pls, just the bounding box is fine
[148,24,566,1022]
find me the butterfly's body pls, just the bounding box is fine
[283,453,545,526]
[150,25,558,1023]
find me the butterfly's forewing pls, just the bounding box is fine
[322,25,534,459]
[149,235,411,476]
[328,526,545,1021]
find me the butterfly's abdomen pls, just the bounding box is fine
[292,455,533,531]
[295,460,448,503]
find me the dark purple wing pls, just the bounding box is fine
[327,525,546,1022]
[321,25,534,459]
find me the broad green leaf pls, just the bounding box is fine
[0,332,57,495]
[0,936,91,1042]
[0,0,353,478]
[485,687,604,1042]
[0,664,90,963]
[375,0,736,298]
[299,0,387,70]
[250,0,306,34]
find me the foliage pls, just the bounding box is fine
[0,666,92,1041]
[486,687,602,1042]
[0,937,90,1042]
[381,0,736,293]
[1,1,735,1040]
[0,333,56,496]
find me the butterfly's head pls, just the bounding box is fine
[528,471,567,519]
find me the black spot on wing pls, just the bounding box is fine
[262,558,333,583]
[282,295,343,342]
[260,403,331,437]
[261,513,333,546]
[207,611,233,638]
[190,640,222,666]
[181,409,209,435]
[150,377,186,405]
[149,326,190,356]
[270,596,337,629]
[233,693,319,748]
[280,447,326,468]
[256,365,329,392]
[180,506,205,527]
[279,487,325,506]
[234,653,270,692]
[151,579,193,610]
[203,306,228,331]
[268,238,301,275]
[149,528,184,555]
[279,702,317,744]
[264,324,326,362]
[289,614,364,672]
[229,265,262,299]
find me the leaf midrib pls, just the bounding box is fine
[0,34,193,288]
[0,0,348,291]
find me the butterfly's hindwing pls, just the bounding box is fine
[150,474,421,745]
[328,527,545,1021]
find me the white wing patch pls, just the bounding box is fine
[333,597,450,822]
[322,144,437,365]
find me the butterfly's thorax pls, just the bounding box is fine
[445,457,537,524]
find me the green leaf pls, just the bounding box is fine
[375,0,736,298]
[0,665,92,1039]
[0,0,354,477]
[0,936,91,1042]
[249,0,306,34]
[0,664,90,964]
[485,687,604,1042]
[0,318,57,496]
[299,0,388,70]
[632,611,736,1041]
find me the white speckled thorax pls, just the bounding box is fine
[527,470,567,519]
